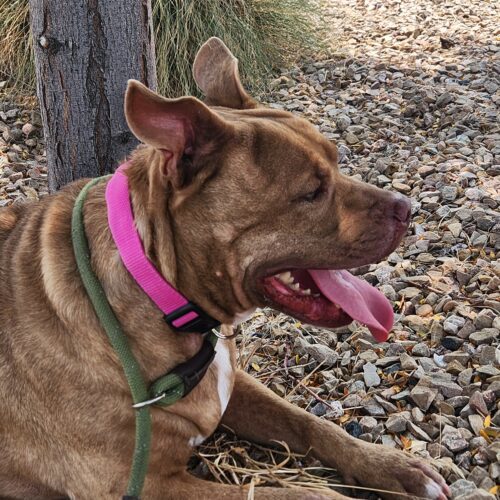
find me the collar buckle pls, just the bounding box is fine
[164,301,220,334]
[169,336,216,396]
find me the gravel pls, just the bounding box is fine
[1,0,498,497]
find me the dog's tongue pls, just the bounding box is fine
[308,270,394,341]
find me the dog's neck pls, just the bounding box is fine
[123,147,244,327]
[126,148,179,287]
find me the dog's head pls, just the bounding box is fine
[124,38,410,341]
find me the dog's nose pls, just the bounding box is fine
[392,196,411,224]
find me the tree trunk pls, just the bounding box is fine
[29,0,157,192]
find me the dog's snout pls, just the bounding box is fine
[391,196,411,224]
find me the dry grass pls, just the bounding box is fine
[0,0,324,97]
[0,0,33,92]
[190,432,344,494]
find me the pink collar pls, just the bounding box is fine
[105,163,219,333]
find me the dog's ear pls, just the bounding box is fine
[125,80,231,186]
[193,37,257,109]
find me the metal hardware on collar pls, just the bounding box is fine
[132,333,217,409]
[213,327,239,340]
[132,393,167,409]
[163,301,220,334]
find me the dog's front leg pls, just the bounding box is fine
[222,370,450,500]
[141,471,349,499]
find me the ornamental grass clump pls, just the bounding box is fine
[0,0,323,96]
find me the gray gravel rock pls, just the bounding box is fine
[410,386,437,411]
[385,413,408,433]
[470,329,498,346]
[362,362,381,387]
[449,479,477,499]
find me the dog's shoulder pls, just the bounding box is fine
[0,202,28,244]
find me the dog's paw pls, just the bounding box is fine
[343,442,451,500]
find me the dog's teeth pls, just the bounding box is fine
[302,289,311,295]
[290,283,300,291]
[313,293,321,298]
[277,271,294,284]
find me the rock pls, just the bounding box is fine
[469,392,488,415]
[310,402,328,417]
[441,336,464,351]
[412,343,431,357]
[410,386,437,411]
[474,310,495,329]
[345,421,362,438]
[468,414,484,436]
[21,123,36,137]
[400,352,418,370]
[342,394,363,409]
[375,356,400,368]
[444,352,470,365]
[470,329,498,346]
[363,362,381,387]
[379,284,397,301]
[359,416,378,433]
[479,345,498,365]
[416,304,433,316]
[458,322,476,340]
[476,365,500,377]
[344,132,359,145]
[381,434,397,448]
[362,398,386,417]
[324,401,344,420]
[489,462,500,480]
[457,491,495,500]
[295,338,339,365]
[441,185,458,201]
[464,188,484,201]
[385,414,408,433]
[373,394,398,414]
[444,315,466,335]
[467,465,489,487]
[407,421,432,441]
[428,442,453,459]
[431,379,463,398]
[449,479,477,498]
[335,114,351,131]
[411,406,425,422]
[447,360,466,375]
[442,426,469,453]
[393,181,411,193]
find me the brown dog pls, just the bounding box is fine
[0,38,449,499]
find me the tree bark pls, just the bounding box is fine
[29,0,157,192]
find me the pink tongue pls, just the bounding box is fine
[308,270,394,341]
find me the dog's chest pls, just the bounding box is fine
[211,340,235,415]
[166,338,236,446]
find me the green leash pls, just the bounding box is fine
[71,176,217,498]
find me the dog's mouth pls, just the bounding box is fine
[260,269,393,341]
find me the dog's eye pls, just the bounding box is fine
[299,186,323,203]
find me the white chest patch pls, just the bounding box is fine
[213,341,233,415]
[188,434,206,447]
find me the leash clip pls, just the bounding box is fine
[212,327,238,340]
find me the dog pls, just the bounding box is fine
[0,38,450,499]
